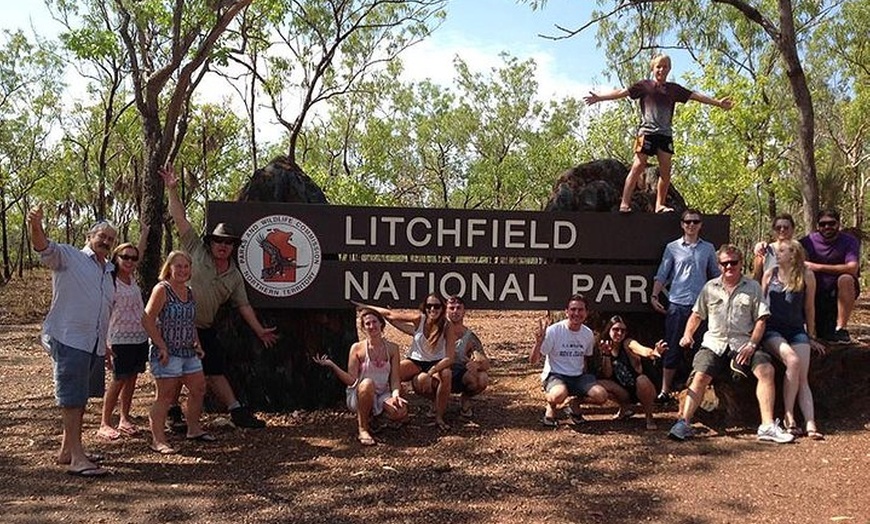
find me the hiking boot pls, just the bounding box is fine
[757,419,795,444]
[230,406,266,429]
[668,418,694,441]
[832,328,851,344]
[167,405,187,434]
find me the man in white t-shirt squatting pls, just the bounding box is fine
[530,294,611,426]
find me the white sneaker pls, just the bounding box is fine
[757,419,795,444]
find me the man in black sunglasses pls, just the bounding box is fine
[650,209,720,404]
[670,244,793,444]
[799,209,860,343]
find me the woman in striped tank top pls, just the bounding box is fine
[143,251,211,454]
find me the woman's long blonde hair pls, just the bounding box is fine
[777,239,806,292]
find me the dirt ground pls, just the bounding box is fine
[1,270,869,524]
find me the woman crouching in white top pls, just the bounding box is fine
[354,295,456,430]
[314,308,408,446]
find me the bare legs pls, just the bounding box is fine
[150,372,206,452]
[99,375,139,437]
[620,150,674,213]
[765,337,819,434]
[57,406,101,472]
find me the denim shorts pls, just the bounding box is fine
[543,373,598,397]
[762,329,810,346]
[49,338,105,407]
[150,353,203,379]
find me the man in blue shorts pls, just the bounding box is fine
[668,245,793,444]
[530,294,610,426]
[29,207,116,477]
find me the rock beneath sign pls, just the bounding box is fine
[211,156,357,411]
[544,159,687,213]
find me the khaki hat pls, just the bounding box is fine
[204,223,240,244]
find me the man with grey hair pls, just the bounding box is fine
[29,207,117,476]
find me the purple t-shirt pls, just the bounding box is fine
[799,231,860,291]
[628,80,692,136]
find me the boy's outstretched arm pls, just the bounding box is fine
[583,88,629,105]
[689,92,733,110]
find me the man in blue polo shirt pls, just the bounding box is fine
[30,207,116,477]
[650,209,720,403]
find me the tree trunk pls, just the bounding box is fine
[776,0,819,231]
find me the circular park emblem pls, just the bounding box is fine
[238,215,322,298]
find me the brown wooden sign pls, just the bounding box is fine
[208,202,729,311]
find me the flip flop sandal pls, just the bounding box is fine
[186,433,217,442]
[357,434,376,446]
[618,206,633,214]
[96,427,121,440]
[656,206,675,213]
[117,423,140,436]
[56,452,105,466]
[149,443,177,455]
[807,430,825,440]
[66,466,109,478]
[541,416,558,428]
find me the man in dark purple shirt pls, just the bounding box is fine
[799,209,861,343]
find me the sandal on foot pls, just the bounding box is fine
[97,426,121,440]
[807,430,825,440]
[541,416,558,428]
[186,432,216,442]
[57,452,105,465]
[786,425,805,437]
[117,423,140,436]
[618,205,633,214]
[357,433,376,446]
[149,443,177,455]
[66,466,109,478]
[655,206,675,214]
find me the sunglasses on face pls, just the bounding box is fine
[773,224,791,231]
[213,238,236,246]
[425,303,442,310]
[719,259,741,268]
[818,220,838,228]
[611,327,626,333]
[682,219,701,225]
[117,254,139,262]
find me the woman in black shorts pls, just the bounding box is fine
[598,315,667,430]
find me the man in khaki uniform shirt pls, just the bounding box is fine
[162,166,277,428]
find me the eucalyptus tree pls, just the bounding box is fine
[528,0,843,230]
[0,30,63,281]
[810,0,868,229]
[303,54,584,211]
[49,0,254,287]
[222,0,447,166]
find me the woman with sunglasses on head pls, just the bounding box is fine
[313,308,408,446]
[354,295,456,430]
[761,239,826,440]
[598,315,667,430]
[97,224,149,440]
[752,213,795,282]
